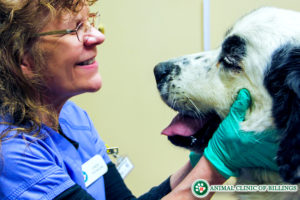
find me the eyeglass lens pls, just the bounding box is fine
[76,13,101,41]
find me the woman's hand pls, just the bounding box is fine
[203,89,279,179]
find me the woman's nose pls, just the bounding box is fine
[83,27,105,46]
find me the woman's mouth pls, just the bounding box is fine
[77,58,95,66]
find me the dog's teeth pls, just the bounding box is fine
[190,136,197,146]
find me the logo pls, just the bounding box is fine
[191,179,210,198]
[83,171,88,182]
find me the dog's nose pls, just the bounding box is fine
[154,62,177,84]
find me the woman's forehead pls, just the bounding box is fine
[43,5,89,30]
[60,6,89,23]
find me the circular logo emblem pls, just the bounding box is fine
[83,171,88,182]
[191,179,210,198]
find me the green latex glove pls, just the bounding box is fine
[189,151,203,167]
[204,89,279,179]
[189,89,279,179]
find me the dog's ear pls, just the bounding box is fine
[264,44,300,183]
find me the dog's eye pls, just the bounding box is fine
[220,56,242,72]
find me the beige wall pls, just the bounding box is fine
[72,0,300,199]
[73,0,203,196]
[210,0,300,49]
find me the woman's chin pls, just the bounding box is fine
[89,84,102,92]
[86,74,102,92]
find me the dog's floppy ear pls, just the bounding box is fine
[264,44,300,183]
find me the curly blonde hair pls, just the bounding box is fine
[0,0,97,142]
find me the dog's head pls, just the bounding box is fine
[154,7,300,183]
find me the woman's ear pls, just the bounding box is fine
[20,53,34,77]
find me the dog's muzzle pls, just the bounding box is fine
[154,62,181,86]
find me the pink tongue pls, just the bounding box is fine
[162,114,206,137]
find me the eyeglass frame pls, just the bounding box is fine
[36,12,103,41]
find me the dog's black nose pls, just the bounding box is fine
[154,62,178,84]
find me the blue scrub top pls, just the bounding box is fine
[0,101,110,200]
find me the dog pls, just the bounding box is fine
[154,7,300,199]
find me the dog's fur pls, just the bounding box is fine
[154,7,300,199]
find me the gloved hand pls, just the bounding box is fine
[189,151,203,168]
[190,89,279,179]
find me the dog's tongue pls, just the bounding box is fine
[162,114,206,137]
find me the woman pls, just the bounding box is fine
[0,0,279,199]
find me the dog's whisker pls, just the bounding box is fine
[185,95,201,118]
[171,97,177,110]
[158,91,169,96]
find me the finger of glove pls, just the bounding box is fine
[228,89,251,122]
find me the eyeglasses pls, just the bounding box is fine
[36,12,104,41]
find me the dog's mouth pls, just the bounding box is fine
[161,112,221,153]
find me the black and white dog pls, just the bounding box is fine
[154,7,300,199]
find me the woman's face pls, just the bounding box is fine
[31,6,105,108]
